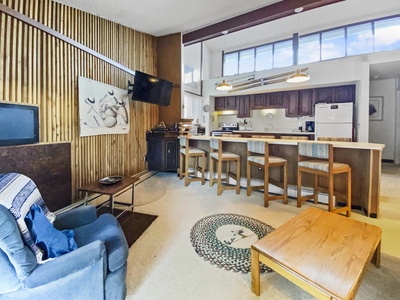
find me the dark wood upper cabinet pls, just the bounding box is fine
[314,85,355,104]
[237,95,251,118]
[267,92,284,107]
[332,85,355,103]
[250,94,266,109]
[214,96,237,110]
[298,89,314,116]
[314,87,332,104]
[285,89,313,117]
[284,90,299,117]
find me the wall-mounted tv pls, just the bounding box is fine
[0,102,39,146]
[128,71,173,106]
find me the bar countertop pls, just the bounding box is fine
[189,135,385,151]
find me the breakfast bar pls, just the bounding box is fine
[187,136,384,218]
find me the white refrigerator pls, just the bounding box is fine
[315,102,353,141]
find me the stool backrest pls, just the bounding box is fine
[247,140,266,154]
[298,142,330,159]
[179,136,188,147]
[210,138,221,150]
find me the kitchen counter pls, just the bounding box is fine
[187,135,384,217]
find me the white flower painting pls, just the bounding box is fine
[79,77,130,137]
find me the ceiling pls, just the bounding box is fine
[54,0,400,81]
[54,0,281,37]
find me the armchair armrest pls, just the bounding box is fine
[54,205,97,230]
[22,240,106,288]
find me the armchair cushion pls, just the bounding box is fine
[73,213,128,272]
[25,204,77,260]
[0,173,55,263]
[0,204,37,281]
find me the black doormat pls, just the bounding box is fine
[98,208,158,247]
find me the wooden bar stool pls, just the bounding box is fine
[247,140,287,207]
[179,136,205,186]
[297,142,351,217]
[209,138,240,195]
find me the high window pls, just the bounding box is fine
[222,15,400,77]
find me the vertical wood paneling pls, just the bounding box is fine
[0,0,159,202]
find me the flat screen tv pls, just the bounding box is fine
[129,71,173,106]
[0,102,39,146]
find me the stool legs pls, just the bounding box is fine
[180,152,205,187]
[210,157,240,195]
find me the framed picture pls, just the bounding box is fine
[369,96,383,121]
[184,43,202,96]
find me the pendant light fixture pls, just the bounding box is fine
[215,79,232,91]
[215,30,233,91]
[286,69,310,83]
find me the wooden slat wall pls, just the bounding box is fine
[0,0,159,201]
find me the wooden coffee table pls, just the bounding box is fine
[251,207,381,299]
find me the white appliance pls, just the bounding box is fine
[315,102,353,141]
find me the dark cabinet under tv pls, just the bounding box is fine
[146,131,179,172]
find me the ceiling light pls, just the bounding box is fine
[215,80,232,91]
[286,70,310,83]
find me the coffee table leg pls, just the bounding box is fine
[251,248,261,296]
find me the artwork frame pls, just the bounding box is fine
[78,76,130,137]
[184,42,202,96]
[369,96,383,121]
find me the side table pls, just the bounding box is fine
[79,176,139,215]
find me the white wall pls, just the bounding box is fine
[369,79,397,160]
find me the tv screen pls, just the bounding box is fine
[0,102,39,146]
[130,71,173,106]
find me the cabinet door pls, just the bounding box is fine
[225,96,237,110]
[314,87,332,104]
[237,96,251,118]
[332,85,355,103]
[267,92,284,107]
[298,89,314,116]
[284,91,299,117]
[215,97,225,110]
[164,139,178,171]
[250,94,266,109]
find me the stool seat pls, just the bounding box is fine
[210,152,240,159]
[248,156,287,165]
[247,140,287,207]
[180,147,205,155]
[298,160,349,172]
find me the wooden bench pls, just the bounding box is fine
[251,207,381,299]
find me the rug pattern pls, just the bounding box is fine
[190,213,274,273]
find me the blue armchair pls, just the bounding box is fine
[0,173,129,300]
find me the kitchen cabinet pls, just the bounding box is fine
[214,96,237,110]
[314,85,355,104]
[284,91,299,117]
[146,131,179,172]
[285,89,313,117]
[332,85,355,103]
[267,92,284,108]
[250,94,266,109]
[237,95,251,118]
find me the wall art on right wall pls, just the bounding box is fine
[369,96,383,121]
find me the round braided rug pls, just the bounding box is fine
[190,213,275,273]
